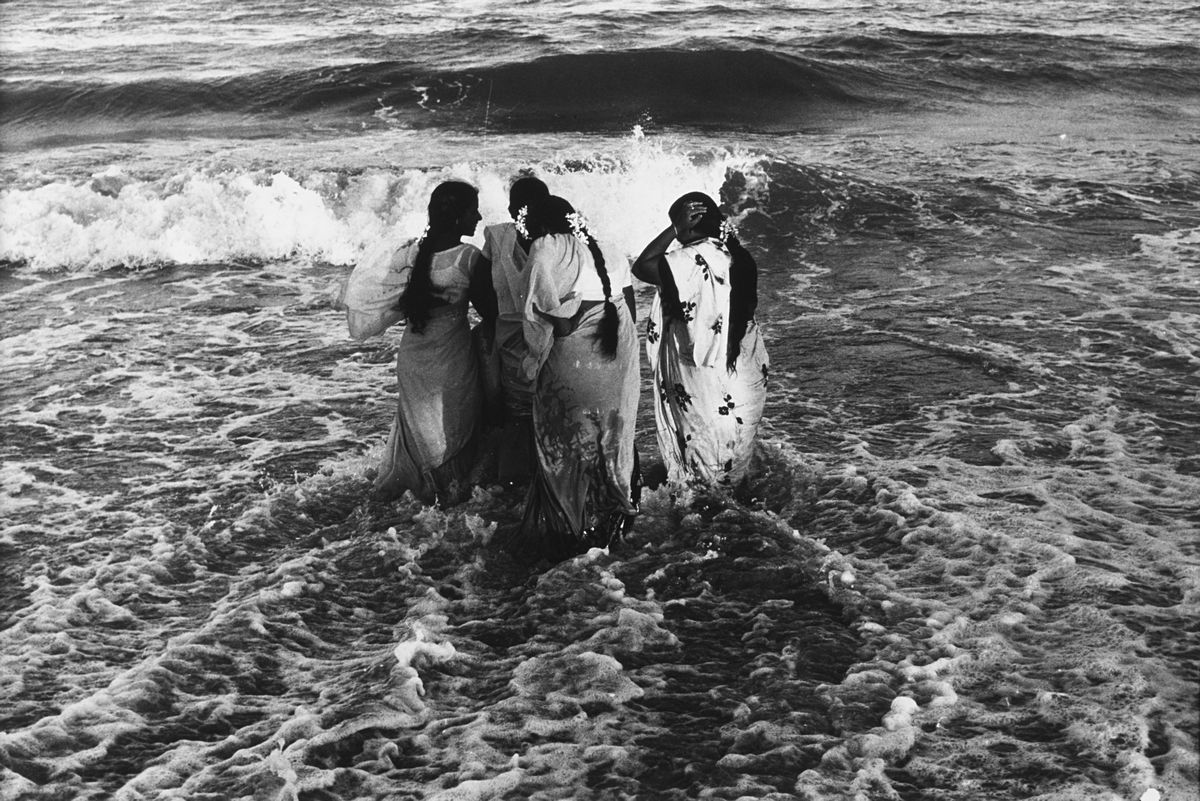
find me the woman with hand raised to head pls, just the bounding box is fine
[373,179,497,505]
[633,191,769,491]
[499,194,641,564]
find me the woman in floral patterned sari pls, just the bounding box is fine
[633,192,769,489]
[500,195,641,563]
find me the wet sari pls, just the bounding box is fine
[482,222,537,483]
[646,237,769,488]
[374,243,484,504]
[503,234,640,562]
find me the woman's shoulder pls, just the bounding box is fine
[434,241,481,260]
[454,242,483,272]
[484,222,515,243]
[529,233,575,260]
[429,242,481,277]
[482,224,515,262]
[667,238,729,266]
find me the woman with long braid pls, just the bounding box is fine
[633,191,769,489]
[373,180,496,504]
[501,195,640,562]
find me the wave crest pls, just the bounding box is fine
[0,48,871,139]
[0,138,769,272]
[5,38,1197,143]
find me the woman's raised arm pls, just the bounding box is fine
[632,225,675,286]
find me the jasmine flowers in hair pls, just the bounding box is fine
[566,211,590,244]
[719,217,738,244]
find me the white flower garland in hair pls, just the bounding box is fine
[565,211,590,244]
[514,206,530,239]
[719,217,738,244]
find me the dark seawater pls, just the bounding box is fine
[1,1,1198,800]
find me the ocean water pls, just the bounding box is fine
[1,1,1198,799]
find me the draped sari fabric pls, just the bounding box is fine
[482,222,537,483]
[503,234,640,562]
[374,243,484,504]
[646,238,769,488]
[338,239,415,341]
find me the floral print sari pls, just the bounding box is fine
[646,238,768,488]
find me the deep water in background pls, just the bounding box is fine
[2,1,1199,800]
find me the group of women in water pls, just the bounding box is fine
[343,177,769,564]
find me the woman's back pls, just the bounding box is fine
[424,243,478,313]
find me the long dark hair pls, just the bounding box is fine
[508,175,549,219]
[397,180,478,334]
[668,192,757,371]
[526,195,619,358]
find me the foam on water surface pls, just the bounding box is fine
[5,424,1193,799]
[1,47,1197,798]
[0,133,761,273]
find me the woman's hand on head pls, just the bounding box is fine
[670,201,707,236]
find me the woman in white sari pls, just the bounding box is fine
[500,195,641,563]
[479,176,550,485]
[633,192,769,489]
[372,180,496,504]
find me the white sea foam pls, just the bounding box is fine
[1134,226,1200,270]
[0,24,1196,795]
[0,136,767,273]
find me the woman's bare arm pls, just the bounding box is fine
[632,225,675,286]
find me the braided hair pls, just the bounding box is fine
[668,192,757,371]
[527,195,619,358]
[397,180,479,334]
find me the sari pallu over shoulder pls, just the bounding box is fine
[503,234,640,563]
